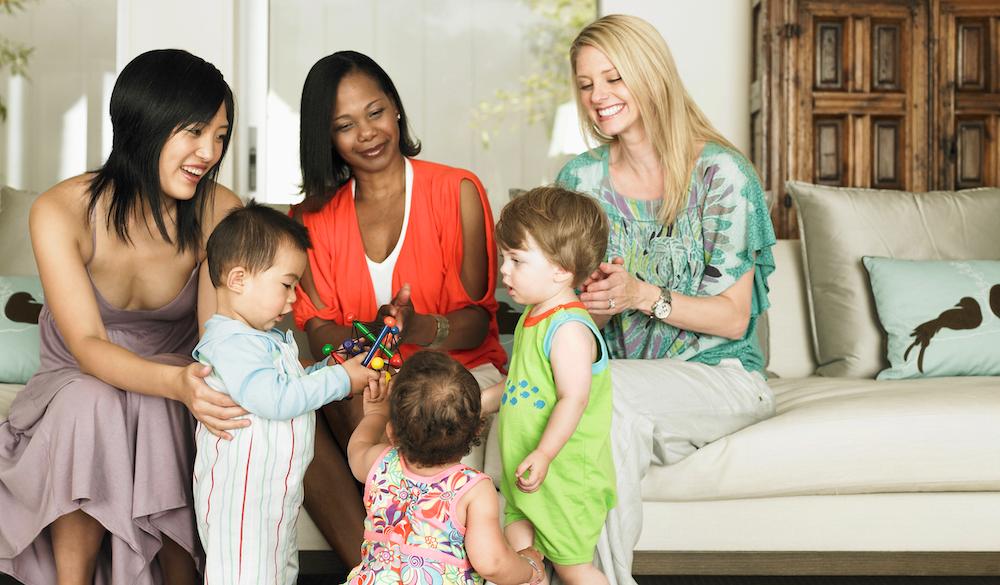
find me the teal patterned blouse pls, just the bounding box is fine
[556,142,776,374]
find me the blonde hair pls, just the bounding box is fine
[496,186,608,288]
[570,14,741,226]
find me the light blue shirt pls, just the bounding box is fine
[194,314,351,420]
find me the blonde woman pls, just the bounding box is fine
[555,14,777,584]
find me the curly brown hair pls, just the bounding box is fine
[389,351,484,467]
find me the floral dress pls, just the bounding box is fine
[344,447,488,585]
[556,142,777,373]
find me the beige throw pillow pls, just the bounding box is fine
[0,186,39,277]
[786,181,1000,378]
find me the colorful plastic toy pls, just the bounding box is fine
[322,314,405,380]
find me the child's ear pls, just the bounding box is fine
[553,266,574,285]
[226,266,247,293]
[385,422,397,445]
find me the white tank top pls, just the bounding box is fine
[353,158,413,307]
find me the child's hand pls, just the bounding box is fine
[515,449,551,493]
[480,381,504,415]
[363,376,390,417]
[341,353,378,396]
[367,370,389,402]
[517,546,545,585]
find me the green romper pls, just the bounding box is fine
[498,302,616,565]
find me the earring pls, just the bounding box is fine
[396,113,401,121]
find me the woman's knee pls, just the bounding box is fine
[52,378,125,419]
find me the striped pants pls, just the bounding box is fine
[194,412,315,585]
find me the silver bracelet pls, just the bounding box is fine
[518,552,544,585]
[426,313,450,349]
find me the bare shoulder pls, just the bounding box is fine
[463,474,498,509]
[204,183,243,230]
[30,174,94,236]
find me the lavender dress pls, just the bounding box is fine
[0,267,203,584]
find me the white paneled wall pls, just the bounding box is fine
[601,0,752,153]
[0,1,752,207]
[117,0,236,189]
[0,0,115,192]
[264,0,569,215]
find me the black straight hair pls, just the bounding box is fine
[206,201,312,287]
[88,49,235,254]
[298,50,420,212]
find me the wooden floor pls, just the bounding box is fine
[3,549,998,584]
[3,573,999,584]
[296,577,1000,584]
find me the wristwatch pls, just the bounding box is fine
[650,288,673,320]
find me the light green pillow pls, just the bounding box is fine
[863,257,1000,380]
[0,275,44,384]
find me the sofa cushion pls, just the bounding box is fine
[787,181,1000,378]
[639,375,1000,501]
[766,240,816,378]
[0,186,39,277]
[863,257,1000,379]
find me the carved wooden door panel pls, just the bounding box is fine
[787,0,929,236]
[933,0,1000,189]
[762,0,1000,238]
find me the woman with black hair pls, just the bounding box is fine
[0,49,244,585]
[290,51,506,564]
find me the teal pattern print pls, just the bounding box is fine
[556,142,777,373]
[502,379,545,409]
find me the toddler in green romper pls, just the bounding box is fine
[489,185,617,579]
[499,302,616,564]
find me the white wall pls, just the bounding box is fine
[0,0,239,192]
[1,1,752,197]
[600,0,752,153]
[116,0,237,189]
[0,0,115,192]
[261,0,565,213]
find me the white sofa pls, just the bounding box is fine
[2,184,999,577]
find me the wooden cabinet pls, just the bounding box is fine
[753,0,1000,238]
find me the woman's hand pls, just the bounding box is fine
[579,258,655,316]
[177,362,249,440]
[377,283,417,336]
[580,255,623,290]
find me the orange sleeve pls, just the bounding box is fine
[437,170,498,311]
[292,202,344,330]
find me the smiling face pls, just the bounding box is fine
[330,72,401,175]
[231,241,308,331]
[574,44,642,139]
[499,234,572,311]
[158,103,229,201]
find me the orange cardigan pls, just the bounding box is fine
[292,159,506,372]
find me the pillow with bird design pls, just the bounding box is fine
[863,257,1000,379]
[0,275,45,384]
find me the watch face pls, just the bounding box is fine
[653,296,671,319]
